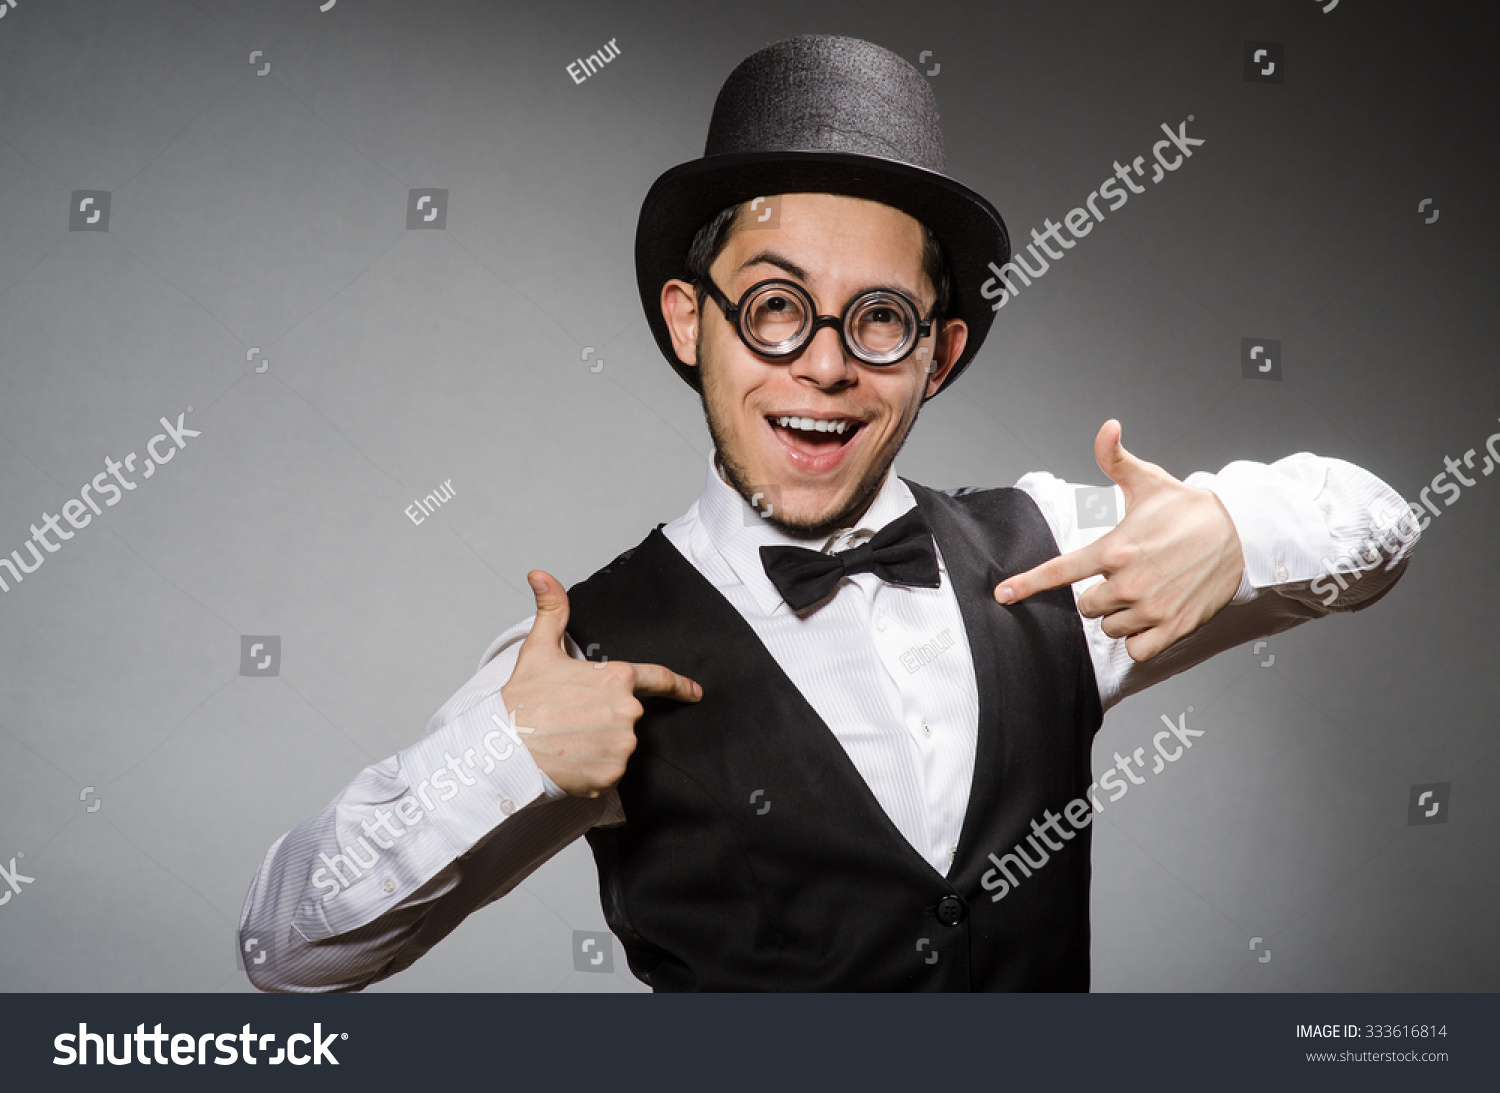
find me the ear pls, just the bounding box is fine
[661,278,701,368]
[922,317,968,399]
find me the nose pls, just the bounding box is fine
[786,323,858,389]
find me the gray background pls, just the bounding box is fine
[0,0,1495,993]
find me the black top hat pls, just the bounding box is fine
[635,34,1010,398]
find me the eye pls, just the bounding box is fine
[849,293,916,359]
[744,285,811,349]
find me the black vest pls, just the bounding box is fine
[564,481,1103,990]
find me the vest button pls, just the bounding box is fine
[936,894,966,926]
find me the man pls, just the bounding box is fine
[240,35,1415,991]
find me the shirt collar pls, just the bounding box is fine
[695,449,919,616]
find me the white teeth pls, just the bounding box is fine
[774,416,854,435]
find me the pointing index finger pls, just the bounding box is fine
[628,661,703,703]
[996,542,1104,604]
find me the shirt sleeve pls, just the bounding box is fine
[1014,453,1418,712]
[237,618,623,992]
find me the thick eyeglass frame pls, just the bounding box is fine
[696,273,938,367]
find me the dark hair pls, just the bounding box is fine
[682,199,953,320]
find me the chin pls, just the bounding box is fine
[753,460,891,540]
[762,500,850,537]
[775,482,856,519]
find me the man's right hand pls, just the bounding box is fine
[498,570,702,798]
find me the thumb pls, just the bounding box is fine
[1094,419,1157,501]
[519,570,570,658]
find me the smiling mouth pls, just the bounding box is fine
[765,414,864,457]
[763,412,868,476]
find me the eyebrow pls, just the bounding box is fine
[733,249,926,307]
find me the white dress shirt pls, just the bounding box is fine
[239,450,1415,991]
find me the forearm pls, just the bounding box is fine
[1197,453,1418,613]
[1105,452,1417,706]
[237,693,569,990]
[238,620,607,991]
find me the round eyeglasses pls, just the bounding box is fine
[698,275,937,367]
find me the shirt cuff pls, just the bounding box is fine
[538,770,568,799]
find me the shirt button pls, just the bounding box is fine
[499,797,515,816]
[1274,563,1289,582]
[382,878,396,894]
[922,721,932,737]
[936,894,966,926]
[873,614,888,632]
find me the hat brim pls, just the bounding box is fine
[634,149,1010,398]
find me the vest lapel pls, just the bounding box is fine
[904,482,1012,876]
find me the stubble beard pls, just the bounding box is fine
[697,338,923,542]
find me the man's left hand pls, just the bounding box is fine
[994,420,1246,663]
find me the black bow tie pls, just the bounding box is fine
[759,506,941,611]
